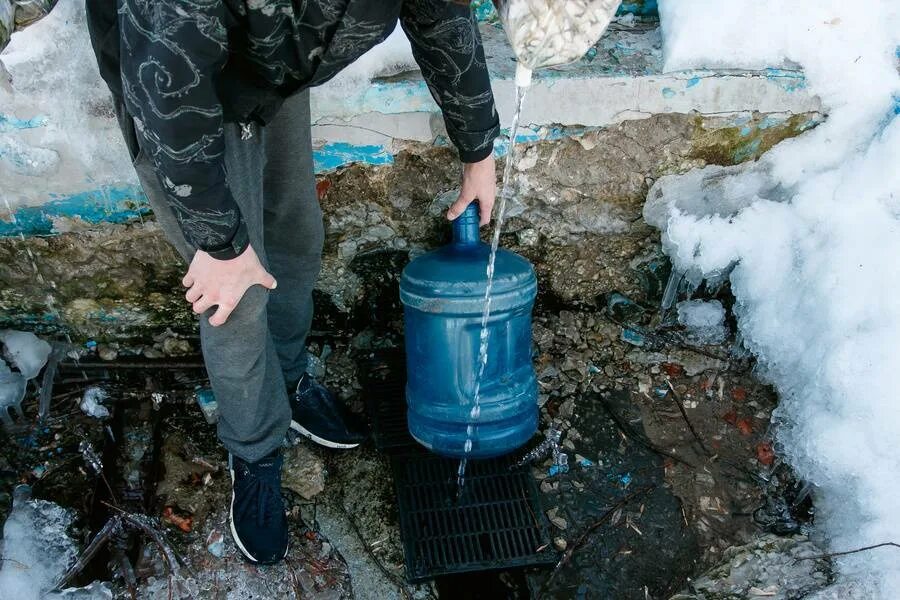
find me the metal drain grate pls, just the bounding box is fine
[360,351,557,582]
[359,351,417,451]
[392,452,557,582]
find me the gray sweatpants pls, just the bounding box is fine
[122,92,323,462]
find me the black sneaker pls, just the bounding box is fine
[289,374,368,449]
[229,450,289,564]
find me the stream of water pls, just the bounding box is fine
[456,84,529,494]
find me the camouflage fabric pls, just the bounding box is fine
[86,0,500,259]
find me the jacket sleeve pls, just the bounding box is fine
[118,0,248,260]
[400,0,500,163]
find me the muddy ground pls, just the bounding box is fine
[0,250,833,599]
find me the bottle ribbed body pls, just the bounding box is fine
[399,205,538,458]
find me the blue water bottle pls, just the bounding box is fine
[399,203,538,458]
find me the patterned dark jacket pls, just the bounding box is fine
[85,0,500,259]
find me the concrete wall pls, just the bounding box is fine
[0,3,822,341]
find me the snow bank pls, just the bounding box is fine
[1,329,51,379]
[651,1,900,597]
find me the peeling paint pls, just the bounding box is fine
[472,0,497,22]
[0,113,48,131]
[732,137,762,162]
[758,115,786,129]
[685,76,701,89]
[661,87,676,98]
[313,142,394,172]
[492,124,597,158]
[1,185,149,237]
[764,68,807,93]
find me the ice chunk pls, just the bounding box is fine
[677,300,727,345]
[1,330,51,379]
[0,359,26,426]
[0,485,111,600]
[79,386,109,419]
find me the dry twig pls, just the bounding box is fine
[664,379,712,457]
[794,542,900,563]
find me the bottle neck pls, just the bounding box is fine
[452,202,482,247]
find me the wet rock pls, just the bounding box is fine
[671,535,833,600]
[161,336,191,356]
[282,443,326,500]
[142,347,164,359]
[312,449,434,600]
[140,506,351,600]
[516,227,539,246]
[97,344,118,361]
[628,347,727,377]
[547,507,568,530]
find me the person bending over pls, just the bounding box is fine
[86,0,499,564]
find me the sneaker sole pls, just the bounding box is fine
[229,468,289,565]
[289,420,361,449]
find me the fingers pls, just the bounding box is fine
[478,191,496,226]
[192,295,216,316]
[180,246,276,327]
[257,270,278,290]
[185,285,202,303]
[447,194,474,221]
[194,294,236,326]
[208,302,236,327]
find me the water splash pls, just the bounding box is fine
[456,84,529,493]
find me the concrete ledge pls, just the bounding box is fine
[309,21,820,166]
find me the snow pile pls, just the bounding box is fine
[650,1,900,597]
[676,299,726,345]
[0,485,112,600]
